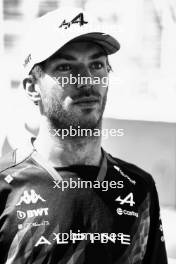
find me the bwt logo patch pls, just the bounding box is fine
[16,189,46,206]
[59,13,88,29]
[17,208,49,219]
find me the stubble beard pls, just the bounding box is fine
[43,91,107,137]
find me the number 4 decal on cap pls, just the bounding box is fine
[115,193,135,207]
[59,13,88,29]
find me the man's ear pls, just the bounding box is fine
[23,75,41,105]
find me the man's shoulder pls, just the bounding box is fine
[0,150,18,189]
[0,149,17,174]
[108,153,155,189]
[0,146,33,176]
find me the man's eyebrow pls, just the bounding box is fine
[56,54,77,60]
[89,52,106,60]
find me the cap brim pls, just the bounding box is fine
[64,32,120,55]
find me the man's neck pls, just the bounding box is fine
[33,120,102,167]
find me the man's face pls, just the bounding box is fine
[37,41,109,130]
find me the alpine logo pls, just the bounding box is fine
[17,208,49,219]
[16,189,46,206]
[115,193,135,207]
[59,13,88,29]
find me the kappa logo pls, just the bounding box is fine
[16,189,46,206]
[59,13,88,29]
[17,208,49,219]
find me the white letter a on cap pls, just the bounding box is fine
[35,236,51,247]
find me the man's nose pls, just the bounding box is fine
[75,65,93,89]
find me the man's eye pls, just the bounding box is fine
[56,64,71,71]
[91,62,104,70]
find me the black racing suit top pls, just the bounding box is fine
[0,143,168,264]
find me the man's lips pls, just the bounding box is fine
[73,97,100,104]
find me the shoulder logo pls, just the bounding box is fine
[4,174,14,184]
[23,54,32,68]
[16,189,46,206]
[59,13,88,29]
[114,166,136,185]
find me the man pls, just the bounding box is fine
[0,7,168,264]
